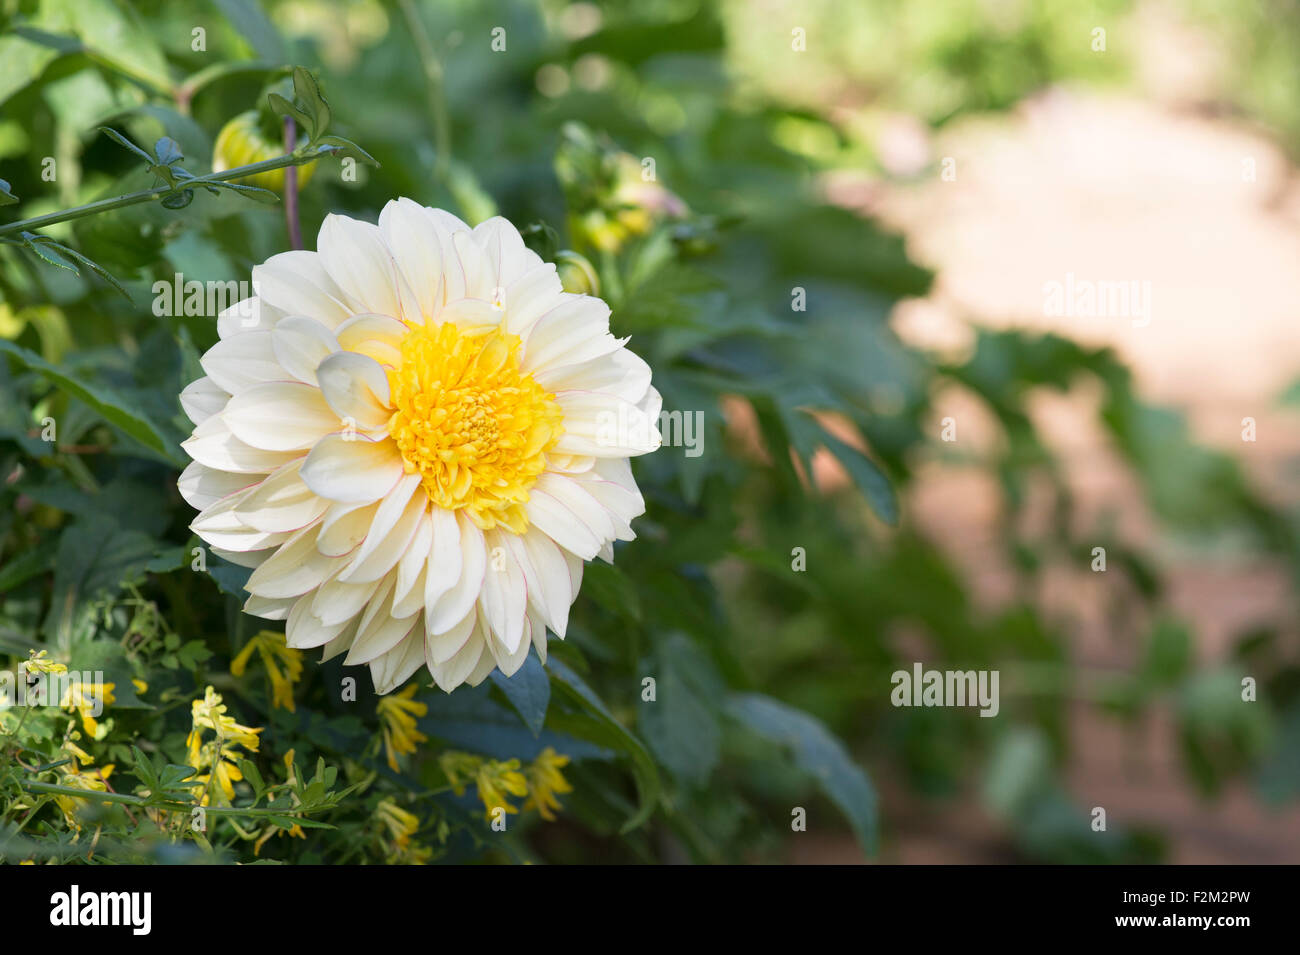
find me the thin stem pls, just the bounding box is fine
[398,0,452,183]
[0,150,331,238]
[283,117,303,251]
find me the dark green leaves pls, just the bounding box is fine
[547,658,661,832]
[490,653,550,736]
[0,339,177,459]
[727,693,879,854]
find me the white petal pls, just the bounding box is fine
[233,459,329,533]
[553,390,661,457]
[318,214,419,321]
[503,264,564,336]
[427,513,486,632]
[479,529,526,654]
[318,500,379,556]
[178,461,252,511]
[299,434,404,503]
[335,313,407,367]
[183,414,297,474]
[518,528,573,638]
[223,381,342,451]
[312,567,383,626]
[472,216,539,289]
[271,316,339,384]
[217,296,281,338]
[180,377,229,426]
[200,330,287,394]
[370,631,427,694]
[521,296,618,373]
[537,348,652,403]
[423,505,463,610]
[252,250,352,328]
[338,473,425,583]
[317,351,392,431]
[245,522,338,599]
[346,573,418,665]
[425,606,476,665]
[378,198,448,320]
[523,481,603,560]
[393,510,433,613]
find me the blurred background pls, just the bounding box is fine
[1,0,1298,863]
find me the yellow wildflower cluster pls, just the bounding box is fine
[440,747,573,821]
[21,649,67,675]
[373,798,431,863]
[52,740,113,832]
[60,680,115,740]
[376,685,428,771]
[186,686,263,806]
[231,630,303,711]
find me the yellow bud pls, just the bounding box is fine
[554,250,600,296]
[212,111,314,193]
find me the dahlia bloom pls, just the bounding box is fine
[178,200,660,693]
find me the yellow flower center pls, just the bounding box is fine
[388,321,563,533]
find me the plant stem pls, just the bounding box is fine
[0,150,330,238]
[398,0,452,183]
[283,117,303,251]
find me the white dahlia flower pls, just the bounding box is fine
[178,200,660,694]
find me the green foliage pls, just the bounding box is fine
[0,0,1296,865]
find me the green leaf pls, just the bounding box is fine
[267,93,314,137]
[638,634,722,784]
[0,340,177,459]
[316,136,379,167]
[547,658,661,832]
[292,66,331,140]
[211,0,287,61]
[153,136,183,166]
[160,189,194,210]
[820,429,898,525]
[489,652,550,736]
[206,180,280,204]
[0,178,17,206]
[98,126,155,164]
[726,692,878,854]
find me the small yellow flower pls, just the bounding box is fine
[523,748,573,822]
[188,686,262,751]
[192,746,248,806]
[231,630,303,711]
[131,678,148,695]
[186,686,264,806]
[61,680,115,739]
[474,759,528,819]
[21,649,67,675]
[53,761,114,830]
[376,799,420,848]
[376,685,428,772]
